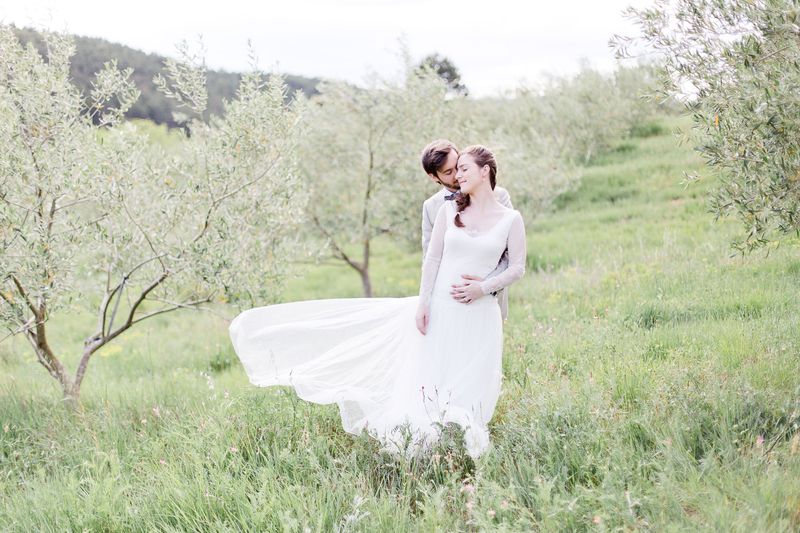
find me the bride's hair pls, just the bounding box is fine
[421,139,458,176]
[454,145,497,228]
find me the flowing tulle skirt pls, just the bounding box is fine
[229,293,503,457]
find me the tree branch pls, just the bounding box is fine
[112,253,170,294]
[191,153,281,244]
[9,274,39,319]
[26,302,70,389]
[94,271,170,349]
[123,271,170,331]
[0,194,35,213]
[120,197,166,270]
[46,197,57,236]
[0,203,31,250]
[0,287,29,327]
[77,270,171,391]
[53,196,93,213]
[106,276,126,337]
[311,215,363,273]
[50,213,108,237]
[362,139,375,272]
[131,294,215,325]
[94,252,170,340]
[0,316,36,345]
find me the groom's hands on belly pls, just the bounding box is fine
[451,274,485,304]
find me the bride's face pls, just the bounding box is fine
[456,154,486,194]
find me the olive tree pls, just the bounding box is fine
[613,0,800,251]
[416,53,469,96]
[0,28,306,405]
[456,95,576,225]
[513,63,662,166]
[298,62,457,296]
[457,64,660,224]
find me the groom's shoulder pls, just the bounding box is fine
[494,186,513,208]
[494,186,510,200]
[423,190,443,210]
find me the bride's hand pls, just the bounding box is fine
[451,274,485,304]
[415,305,429,335]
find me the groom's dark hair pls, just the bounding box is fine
[421,139,458,177]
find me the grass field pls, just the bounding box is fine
[1,116,798,531]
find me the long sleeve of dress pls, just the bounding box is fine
[421,201,434,259]
[479,212,526,295]
[418,204,447,307]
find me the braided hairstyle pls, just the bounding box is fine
[454,145,497,228]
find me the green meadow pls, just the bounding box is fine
[1,116,798,531]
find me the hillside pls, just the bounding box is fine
[10,26,320,127]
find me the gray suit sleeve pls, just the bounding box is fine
[498,188,513,209]
[486,189,513,282]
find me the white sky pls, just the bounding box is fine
[1,0,654,97]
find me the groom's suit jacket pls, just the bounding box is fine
[421,186,513,320]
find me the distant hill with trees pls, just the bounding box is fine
[10,26,320,127]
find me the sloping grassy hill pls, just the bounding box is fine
[1,116,798,531]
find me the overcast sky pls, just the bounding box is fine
[1,0,654,97]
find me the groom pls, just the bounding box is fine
[420,139,513,319]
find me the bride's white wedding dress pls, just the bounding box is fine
[229,201,526,457]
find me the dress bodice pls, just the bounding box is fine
[430,204,518,302]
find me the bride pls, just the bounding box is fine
[229,145,526,458]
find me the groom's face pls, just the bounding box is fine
[432,149,459,189]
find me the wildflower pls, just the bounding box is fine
[230,446,239,453]
[159,459,167,465]
[466,501,474,511]
[500,500,509,510]
[487,509,496,518]
[140,418,147,425]
[593,515,602,525]
[152,406,161,418]
[756,435,765,448]
[460,483,475,494]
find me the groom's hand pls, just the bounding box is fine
[450,274,485,304]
